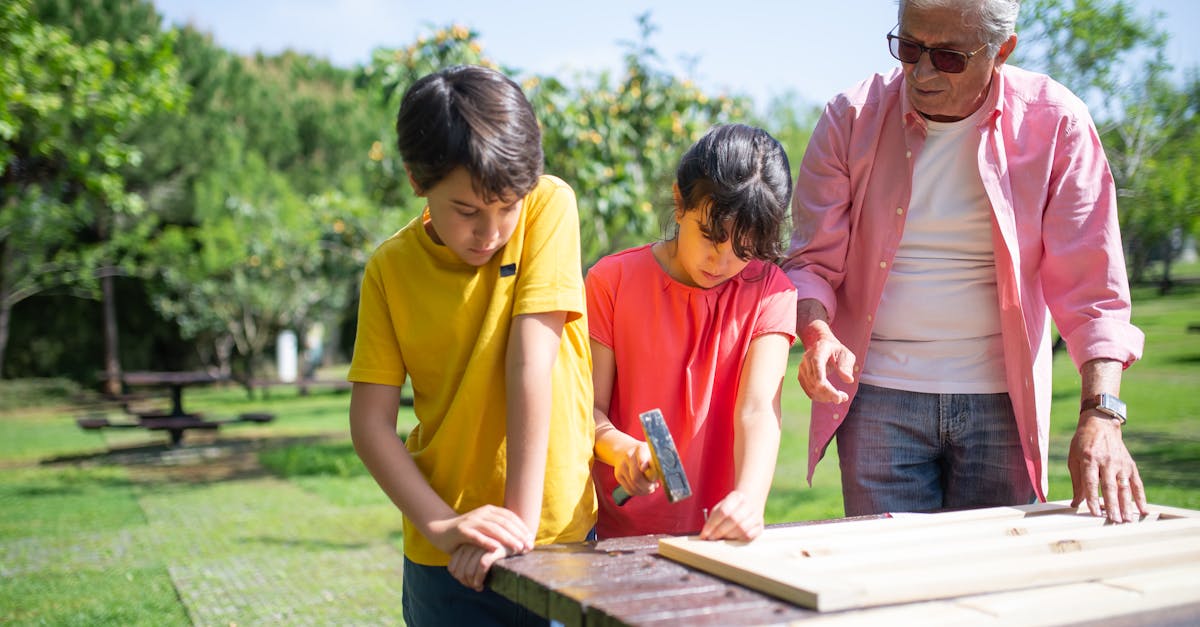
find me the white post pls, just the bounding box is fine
[276,330,298,383]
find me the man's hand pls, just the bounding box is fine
[425,504,533,557]
[614,441,659,497]
[1068,414,1148,523]
[448,544,509,591]
[797,320,855,404]
[699,490,764,541]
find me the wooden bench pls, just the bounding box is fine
[75,412,275,446]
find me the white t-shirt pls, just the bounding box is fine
[862,107,1007,394]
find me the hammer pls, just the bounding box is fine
[612,408,693,506]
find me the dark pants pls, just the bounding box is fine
[402,557,548,627]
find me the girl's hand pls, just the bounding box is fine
[699,490,764,541]
[425,504,533,557]
[615,441,659,496]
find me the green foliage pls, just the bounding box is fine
[360,17,757,267]
[1015,0,1196,288]
[0,0,185,376]
[531,15,754,266]
[0,377,83,411]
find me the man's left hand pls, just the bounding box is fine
[1068,413,1148,523]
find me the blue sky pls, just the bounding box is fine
[153,0,1199,108]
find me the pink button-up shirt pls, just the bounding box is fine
[782,65,1144,499]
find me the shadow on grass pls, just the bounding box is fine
[1123,431,1200,491]
[37,434,348,485]
[1049,430,1200,492]
[239,535,373,551]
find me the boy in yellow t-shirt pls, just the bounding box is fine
[348,65,595,626]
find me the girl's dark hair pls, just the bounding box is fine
[675,124,792,261]
[396,65,543,200]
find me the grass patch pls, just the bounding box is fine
[0,567,189,626]
[0,466,143,540]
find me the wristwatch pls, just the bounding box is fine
[1081,393,1127,424]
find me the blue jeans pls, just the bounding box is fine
[836,383,1036,516]
[402,557,548,627]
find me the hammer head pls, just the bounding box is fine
[639,408,692,503]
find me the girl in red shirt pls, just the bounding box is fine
[586,124,797,540]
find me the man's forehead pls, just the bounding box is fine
[900,16,981,47]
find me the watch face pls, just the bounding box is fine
[1100,394,1127,420]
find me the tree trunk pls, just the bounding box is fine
[0,240,9,378]
[0,298,10,380]
[1158,256,1174,295]
[101,271,122,396]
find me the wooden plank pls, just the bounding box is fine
[750,510,1114,559]
[658,506,1200,612]
[766,517,1200,573]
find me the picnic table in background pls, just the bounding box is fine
[77,370,273,445]
[490,502,1200,626]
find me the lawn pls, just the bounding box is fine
[1,286,1197,624]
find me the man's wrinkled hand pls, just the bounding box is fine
[797,322,855,404]
[1068,414,1148,523]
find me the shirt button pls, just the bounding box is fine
[853,365,861,373]
[866,314,873,322]
[896,207,904,215]
[832,413,841,421]
[906,150,912,159]
[879,261,888,269]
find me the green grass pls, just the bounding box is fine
[0,287,1197,623]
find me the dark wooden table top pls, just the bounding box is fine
[121,371,227,387]
[490,520,857,626]
[490,516,1200,627]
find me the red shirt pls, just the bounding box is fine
[586,245,796,537]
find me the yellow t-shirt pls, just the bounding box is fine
[348,175,597,566]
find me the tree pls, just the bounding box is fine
[1014,0,1197,287]
[0,0,183,383]
[528,14,753,266]
[141,36,395,380]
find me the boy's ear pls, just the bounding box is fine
[404,166,425,197]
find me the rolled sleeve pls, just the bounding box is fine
[1063,317,1144,370]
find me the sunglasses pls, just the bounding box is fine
[887,30,989,74]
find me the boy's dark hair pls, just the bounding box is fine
[675,124,792,261]
[396,65,543,201]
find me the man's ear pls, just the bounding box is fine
[404,166,425,196]
[995,34,1017,65]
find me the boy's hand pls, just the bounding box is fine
[448,543,509,591]
[615,441,659,497]
[699,490,764,541]
[426,504,533,557]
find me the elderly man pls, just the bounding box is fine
[783,0,1147,523]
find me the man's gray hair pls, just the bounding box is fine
[898,0,1021,56]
